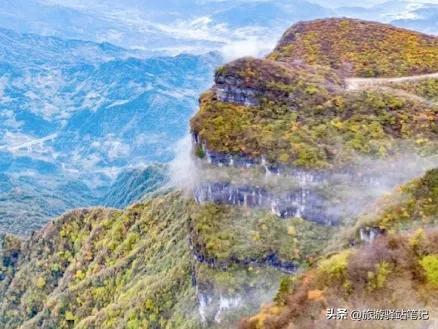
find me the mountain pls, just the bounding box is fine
[0,194,197,328]
[0,191,309,328]
[0,0,201,56]
[0,28,221,235]
[270,18,438,77]
[0,27,130,66]
[191,18,438,170]
[0,173,99,236]
[101,165,168,208]
[317,1,438,36]
[0,18,437,329]
[1,170,437,328]
[209,0,331,29]
[0,1,436,58]
[333,1,418,21]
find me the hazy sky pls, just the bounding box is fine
[42,0,438,7]
[3,0,436,57]
[310,0,437,7]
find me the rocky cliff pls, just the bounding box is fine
[191,19,438,170]
[190,17,438,227]
[240,169,438,329]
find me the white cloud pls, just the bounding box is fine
[169,134,199,193]
[0,110,23,130]
[0,76,8,98]
[221,34,277,61]
[104,139,131,161]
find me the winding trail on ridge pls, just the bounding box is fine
[345,72,438,91]
[345,72,438,105]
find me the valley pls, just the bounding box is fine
[0,28,221,235]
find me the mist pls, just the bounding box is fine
[169,134,200,193]
[169,132,438,226]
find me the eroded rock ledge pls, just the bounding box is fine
[193,182,335,225]
[211,57,344,108]
[192,133,436,226]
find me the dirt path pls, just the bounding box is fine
[346,72,438,91]
[345,72,438,105]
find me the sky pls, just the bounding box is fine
[310,0,437,7]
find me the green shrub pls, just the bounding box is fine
[367,261,391,291]
[419,255,438,287]
[318,251,350,285]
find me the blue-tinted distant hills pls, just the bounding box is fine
[0,0,334,54]
[0,0,433,59]
[210,0,332,28]
[0,28,221,166]
[0,27,130,66]
[101,165,168,209]
[0,27,221,234]
[0,172,100,235]
[0,0,226,53]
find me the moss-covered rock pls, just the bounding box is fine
[192,88,437,169]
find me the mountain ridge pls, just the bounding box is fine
[191,18,438,170]
[270,18,438,77]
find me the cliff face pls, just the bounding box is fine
[188,20,438,328]
[194,181,334,224]
[1,169,437,329]
[190,18,438,226]
[0,191,336,328]
[191,31,437,169]
[240,169,438,329]
[212,58,344,108]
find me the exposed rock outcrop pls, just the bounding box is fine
[194,182,335,225]
[214,75,260,107]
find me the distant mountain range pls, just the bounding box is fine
[0,27,220,235]
[0,1,435,59]
[334,1,437,34]
[101,165,168,209]
[0,18,436,329]
[0,0,331,56]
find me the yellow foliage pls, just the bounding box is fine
[307,289,324,301]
